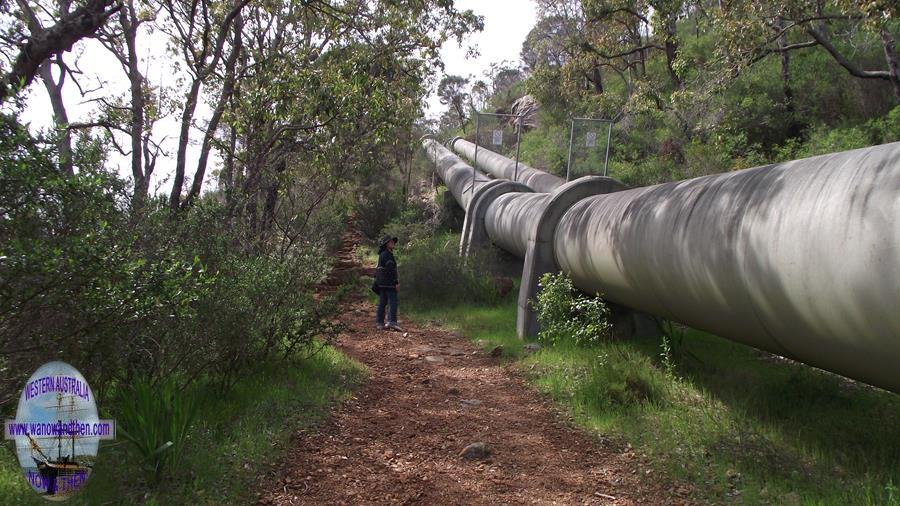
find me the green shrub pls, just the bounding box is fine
[534,272,612,347]
[380,193,441,245]
[355,181,403,240]
[872,105,900,143]
[518,120,569,176]
[396,233,501,308]
[610,157,681,187]
[118,376,198,483]
[0,114,345,410]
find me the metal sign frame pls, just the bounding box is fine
[566,116,614,181]
[472,111,523,191]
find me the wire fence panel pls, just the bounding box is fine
[566,118,613,180]
[474,112,522,180]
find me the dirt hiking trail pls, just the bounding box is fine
[257,231,691,505]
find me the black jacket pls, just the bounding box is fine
[375,248,398,289]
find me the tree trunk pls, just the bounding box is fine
[775,16,799,137]
[38,61,73,175]
[222,124,237,203]
[590,64,604,94]
[1,0,119,102]
[455,101,467,134]
[184,14,243,208]
[122,2,148,206]
[882,29,900,102]
[166,0,249,210]
[636,22,647,77]
[260,159,286,241]
[170,79,201,209]
[663,16,682,89]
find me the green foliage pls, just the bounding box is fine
[355,180,405,240]
[578,348,668,409]
[1,0,485,497]
[117,377,198,482]
[659,320,687,380]
[659,335,675,378]
[534,272,612,347]
[512,2,899,190]
[517,117,569,175]
[609,157,680,187]
[378,187,444,246]
[437,74,471,133]
[393,233,501,309]
[768,106,900,161]
[0,114,344,408]
[418,294,900,504]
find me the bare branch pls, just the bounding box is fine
[1,0,122,102]
[806,26,892,80]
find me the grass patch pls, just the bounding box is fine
[0,345,366,505]
[409,299,523,360]
[410,294,900,505]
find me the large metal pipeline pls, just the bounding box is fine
[484,193,549,258]
[425,134,900,393]
[423,137,492,209]
[450,137,565,193]
[553,143,900,393]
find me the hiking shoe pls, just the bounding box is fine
[386,322,404,332]
[376,323,386,330]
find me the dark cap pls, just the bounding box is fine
[379,235,399,247]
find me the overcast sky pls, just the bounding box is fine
[425,0,537,118]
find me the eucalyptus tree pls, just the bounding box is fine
[437,74,470,132]
[521,14,571,72]
[159,0,249,210]
[214,0,481,250]
[92,0,167,205]
[0,0,121,103]
[712,0,899,101]
[525,0,683,109]
[4,0,480,217]
[1,0,123,174]
[10,0,78,175]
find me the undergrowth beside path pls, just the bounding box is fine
[410,298,900,505]
[0,348,365,505]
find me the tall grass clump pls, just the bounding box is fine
[117,377,198,483]
[397,233,502,308]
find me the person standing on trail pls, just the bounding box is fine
[375,235,403,331]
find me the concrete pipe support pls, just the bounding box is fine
[553,142,900,393]
[464,181,534,256]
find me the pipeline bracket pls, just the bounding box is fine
[517,176,628,338]
[462,180,534,257]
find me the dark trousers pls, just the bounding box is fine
[376,288,398,325]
